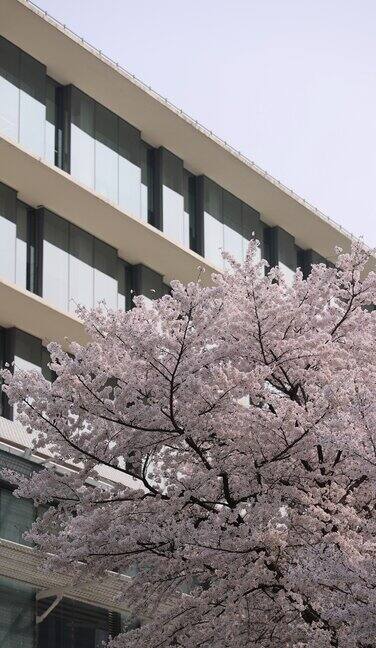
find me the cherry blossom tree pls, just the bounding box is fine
[3,241,376,647]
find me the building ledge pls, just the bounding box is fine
[0,275,86,347]
[0,135,218,287]
[0,537,131,613]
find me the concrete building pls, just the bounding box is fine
[0,0,368,645]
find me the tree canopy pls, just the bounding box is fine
[3,241,376,647]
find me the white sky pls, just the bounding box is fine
[38,0,376,247]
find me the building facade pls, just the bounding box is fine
[0,0,366,646]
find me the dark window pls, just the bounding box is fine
[0,449,42,546]
[37,597,121,648]
[297,248,332,279]
[132,264,164,300]
[0,485,35,546]
[0,576,35,648]
[265,227,297,271]
[184,171,198,252]
[26,208,43,295]
[0,36,20,142]
[19,51,45,104]
[45,77,58,165]
[161,148,183,195]
[0,35,20,87]
[147,147,155,226]
[117,259,133,311]
[118,119,140,168]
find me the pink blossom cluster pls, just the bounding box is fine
[3,241,376,647]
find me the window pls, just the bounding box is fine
[0,449,41,545]
[0,576,35,648]
[15,202,28,289]
[0,182,17,282]
[38,598,122,648]
[0,329,44,420]
[94,103,118,204]
[241,203,262,263]
[141,142,156,225]
[297,248,331,279]
[42,210,124,313]
[223,190,242,266]
[26,208,42,295]
[70,87,95,189]
[118,119,142,218]
[0,184,31,290]
[117,259,133,311]
[69,87,145,217]
[19,50,46,158]
[184,171,198,252]
[266,227,297,284]
[160,149,186,246]
[0,36,20,142]
[132,264,165,300]
[13,329,43,373]
[200,178,263,269]
[203,177,224,269]
[93,238,117,309]
[0,487,34,546]
[69,224,94,312]
[43,210,69,311]
[45,77,58,164]
[0,575,126,648]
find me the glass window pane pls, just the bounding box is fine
[162,186,185,245]
[118,119,141,218]
[279,263,296,285]
[38,597,111,648]
[93,238,117,309]
[0,488,34,545]
[0,576,35,648]
[94,104,118,203]
[274,227,297,270]
[204,212,224,269]
[184,171,196,251]
[140,143,154,224]
[117,259,127,311]
[19,50,46,157]
[69,225,94,311]
[43,210,69,311]
[241,203,262,262]
[203,179,223,269]
[133,264,163,300]
[41,346,55,382]
[118,119,140,167]
[45,77,57,164]
[16,201,28,289]
[14,330,42,373]
[0,182,17,283]
[0,36,20,141]
[70,87,95,189]
[223,190,242,265]
[162,149,183,194]
[161,150,185,245]
[140,142,149,222]
[0,449,38,478]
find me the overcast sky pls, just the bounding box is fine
[38,0,376,246]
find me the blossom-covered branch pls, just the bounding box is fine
[3,240,376,647]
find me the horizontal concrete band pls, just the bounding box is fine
[0,538,131,613]
[0,136,218,288]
